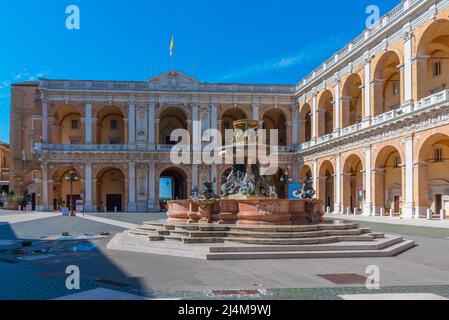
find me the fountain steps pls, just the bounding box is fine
[205,240,417,260]
[131,228,376,239]
[130,230,384,246]
[142,221,363,232]
[209,236,405,253]
[109,220,416,260]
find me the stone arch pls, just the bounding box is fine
[318,160,335,211]
[158,166,189,205]
[341,74,363,128]
[51,104,83,144]
[317,90,334,136]
[416,133,449,218]
[299,164,312,180]
[158,106,189,145]
[96,105,126,145]
[262,108,288,146]
[96,166,126,212]
[372,51,402,116]
[342,153,364,214]
[373,145,403,216]
[299,103,312,143]
[49,165,84,212]
[415,19,449,100]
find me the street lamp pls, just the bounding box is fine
[64,168,79,216]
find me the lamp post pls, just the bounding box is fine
[64,168,79,216]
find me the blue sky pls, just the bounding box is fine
[0,0,399,143]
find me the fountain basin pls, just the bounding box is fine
[167,198,324,225]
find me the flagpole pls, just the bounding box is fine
[193,39,196,78]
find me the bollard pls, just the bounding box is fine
[346,207,351,215]
[390,209,394,217]
[427,209,432,220]
[380,208,385,217]
[326,207,331,215]
[114,206,118,213]
[441,209,446,221]
[353,208,357,215]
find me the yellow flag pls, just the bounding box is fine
[170,36,174,57]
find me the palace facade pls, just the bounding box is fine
[9,0,449,218]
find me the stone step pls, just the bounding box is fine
[188,232,229,238]
[225,229,365,239]
[209,236,405,253]
[224,236,340,246]
[205,240,416,260]
[182,237,225,244]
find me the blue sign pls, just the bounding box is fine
[288,183,301,200]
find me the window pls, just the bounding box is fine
[433,60,442,77]
[394,156,401,168]
[71,120,78,129]
[70,139,80,145]
[110,120,118,130]
[435,148,444,163]
[392,82,399,96]
[110,139,120,145]
[110,171,119,181]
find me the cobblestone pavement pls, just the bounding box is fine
[1,213,449,300]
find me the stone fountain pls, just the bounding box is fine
[166,119,324,225]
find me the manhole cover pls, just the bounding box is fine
[318,274,367,285]
[212,290,260,296]
[95,279,130,288]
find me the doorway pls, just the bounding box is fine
[106,194,122,212]
[66,195,81,212]
[435,194,442,217]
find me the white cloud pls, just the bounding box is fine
[0,69,49,90]
[219,36,346,82]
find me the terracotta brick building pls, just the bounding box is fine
[9,0,449,219]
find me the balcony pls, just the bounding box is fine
[295,0,425,93]
[298,90,449,152]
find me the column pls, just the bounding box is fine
[334,79,341,132]
[291,105,299,146]
[192,165,199,189]
[128,103,136,145]
[252,103,259,121]
[363,146,372,216]
[403,135,415,219]
[312,92,317,141]
[85,102,93,144]
[211,165,218,194]
[335,154,342,214]
[42,162,48,212]
[313,159,318,198]
[148,102,156,145]
[192,105,201,164]
[84,162,93,212]
[211,103,219,147]
[128,161,136,212]
[403,24,414,104]
[148,164,156,211]
[41,94,48,144]
[363,53,372,124]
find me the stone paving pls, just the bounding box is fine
[0,212,449,300]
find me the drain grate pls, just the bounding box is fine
[95,279,130,288]
[318,274,367,285]
[212,290,261,296]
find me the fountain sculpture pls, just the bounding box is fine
[166,120,324,225]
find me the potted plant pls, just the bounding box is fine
[4,194,25,211]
